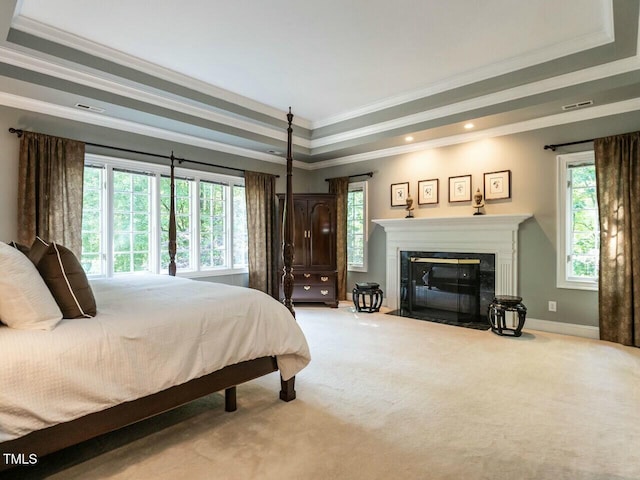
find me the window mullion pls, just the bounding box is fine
[105,165,114,278]
[193,179,201,272]
[151,173,160,274]
[227,185,233,270]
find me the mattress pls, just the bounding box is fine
[0,274,311,442]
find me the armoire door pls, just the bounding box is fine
[292,198,308,268]
[308,198,335,269]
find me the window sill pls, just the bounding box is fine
[177,268,248,278]
[557,280,598,292]
[348,266,368,273]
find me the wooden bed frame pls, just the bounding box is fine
[0,110,298,471]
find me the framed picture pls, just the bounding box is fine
[418,179,439,205]
[484,170,511,200]
[448,175,471,202]
[390,182,409,207]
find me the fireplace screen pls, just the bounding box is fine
[395,251,495,329]
[409,257,480,317]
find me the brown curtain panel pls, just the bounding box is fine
[245,171,278,296]
[329,177,349,300]
[594,132,640,347]
[17,132,86,257]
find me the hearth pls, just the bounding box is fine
[391,251,495,329]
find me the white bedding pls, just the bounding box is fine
[0,274,310,442]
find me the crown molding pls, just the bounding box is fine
[0,90,310,170]
[0,45,312,149]
[3,89,639,174]
[305,96,640,170]
[10,15,313,131]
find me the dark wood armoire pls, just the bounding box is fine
[277,193,338,307]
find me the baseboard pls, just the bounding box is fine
[525,317,599,339]
[373,302,599,340]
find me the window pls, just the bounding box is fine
[81,165,105,276]
[81,154,247,278]
[160,175,193,271]
[113,170,153,274]
[347,181,368,271]
[199,180,226,268]
[557,151,599,290]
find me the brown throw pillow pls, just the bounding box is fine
[28,237,50,265]
[34,241,97,319]
[9,241,30,256]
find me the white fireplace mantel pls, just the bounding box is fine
[372,214,533,310]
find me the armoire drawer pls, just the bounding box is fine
[297,272,335,285]
[292,284,336,301]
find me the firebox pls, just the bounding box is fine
[393,251,496,330]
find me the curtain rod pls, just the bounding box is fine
[325,172,374,182]
[543,138,594,151]
[8,128,279,178]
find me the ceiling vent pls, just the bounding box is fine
[75,102,105,113]
[562,100,593,111]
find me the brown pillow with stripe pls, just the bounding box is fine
[33,241,97,319]
[28,237,49,265]
[9,241,30,256]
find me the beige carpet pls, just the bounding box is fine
[6,304,640,480]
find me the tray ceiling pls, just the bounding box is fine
[0,0,638,167]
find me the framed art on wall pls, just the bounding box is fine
[418,179,439,205]
[484,170,511,200]
[390,182,409,206]
[448,175,471,202]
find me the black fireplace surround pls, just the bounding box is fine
[393,251,496,330]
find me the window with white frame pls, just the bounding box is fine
[557,151,599,290]
[80,154,247,277]
[347,181,368,271]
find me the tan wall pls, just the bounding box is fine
[308,111,640,326]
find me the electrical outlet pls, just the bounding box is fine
[548,301,557,312]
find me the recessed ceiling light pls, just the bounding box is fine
[405,136,414,142]
[464,123,474,129]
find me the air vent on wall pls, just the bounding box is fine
[562,100,593,111]
[75,102,105,113]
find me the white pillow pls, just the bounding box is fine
[0,241,63,330]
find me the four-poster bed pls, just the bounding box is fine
[0,111,304,471]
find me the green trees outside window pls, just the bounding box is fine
[80,157,247,277]
[81,166,103,275]
[347,182,367,271]
[568,164,599,279]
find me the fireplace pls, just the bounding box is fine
[372,214,532,325]
[398,251,495,328]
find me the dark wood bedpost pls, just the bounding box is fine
[168,152,177,276]
[280,108,297,402]
[282,108,295,318]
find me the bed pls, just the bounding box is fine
[0,110,305,470]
